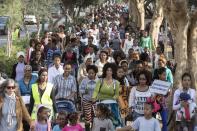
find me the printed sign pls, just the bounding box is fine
[22,95,30,104]
[150,80,171,95]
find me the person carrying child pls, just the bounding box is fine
[173,73,197,131]
[176,92,197,131]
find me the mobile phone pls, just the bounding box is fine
[100,127,106,131]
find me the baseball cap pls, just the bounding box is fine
[180,92,191,101]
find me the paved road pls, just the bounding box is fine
[0,35,7,47]
[0,24,49,47]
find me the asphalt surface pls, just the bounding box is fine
[0,24,48,47]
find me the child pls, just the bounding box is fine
[154,67,170,131]
[132,39,143,53]
[35,105,52,131]
[62,112,83,131]
[92,103,115,131]
[53,111,68,131]
[116,102,161,131]
[177,92,197,131]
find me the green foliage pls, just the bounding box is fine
[0,38,28,76]
[73,17,87,25]
[24,0,59,20]
[61,0,102,9]
[0,0,23,30]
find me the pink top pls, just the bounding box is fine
[62,124,83,131]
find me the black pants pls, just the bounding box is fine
[159,41,164,53]
[23,120,30,131]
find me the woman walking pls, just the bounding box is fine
[0,79,34,131]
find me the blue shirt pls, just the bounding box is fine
[53,125,62,131]
[79,77,98,100]
[18,74,38,96]
[47,49,61,67]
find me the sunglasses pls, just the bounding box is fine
[7,86,15,89]
[25,69,31,71]
[139,78,146,80]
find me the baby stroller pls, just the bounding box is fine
[56,98,76,113]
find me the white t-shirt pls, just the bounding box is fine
[92,118,114,131]
[129,86,152,114]
[173,88,196,121]
[154,54,160,69]
[173,88,196,110]
[80,38,88,45]
[131,117,161,131]
[123,39,133,56]
[48,65,64,84]
[15,62,25,81]
[94,59,106,77]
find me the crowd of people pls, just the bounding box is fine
[0,2,196,131]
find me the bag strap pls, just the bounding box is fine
[112,79,116,97]
[96,78,116,99]
[96,78,104,100]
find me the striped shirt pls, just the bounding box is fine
[53,74,77,100]
[79,77,98,101]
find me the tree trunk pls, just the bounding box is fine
[77,6,82,17]
[129,0,140,26]
[173,23,189,87]
[163,0,189,88]
[135,0,145,30]
[129,0,140,28]
[188,12,197,89]
[6,28,12,57]
[149,0,164,49]
[162,1,190,131]
[36,17,41,39]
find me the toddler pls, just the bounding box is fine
[116,102,161,131]
[62,112,83,131]
[92,103,114,131]
[53,111,67,131]
[35,105,52,131]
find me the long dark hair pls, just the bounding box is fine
[116,66,125,85]
[37,68,48,83]
[136,70,152,86]
[96,103,111,119]
[102,63,117,79]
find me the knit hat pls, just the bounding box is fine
[17,51,25,58]
[180,92,191,101]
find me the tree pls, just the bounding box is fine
[162,0,197,89]
[23,0,59,37]
[0,0,23,57]
[129,0,145,30]
[61,0,102,19]
[161,1,197,130]
[149,0,164,49]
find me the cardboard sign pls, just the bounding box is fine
[150,80,171,95]
[22,95,30,104]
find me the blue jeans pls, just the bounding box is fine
[160,108,168,131]
[104,103,123,128]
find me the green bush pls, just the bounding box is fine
[0,38,29,77]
